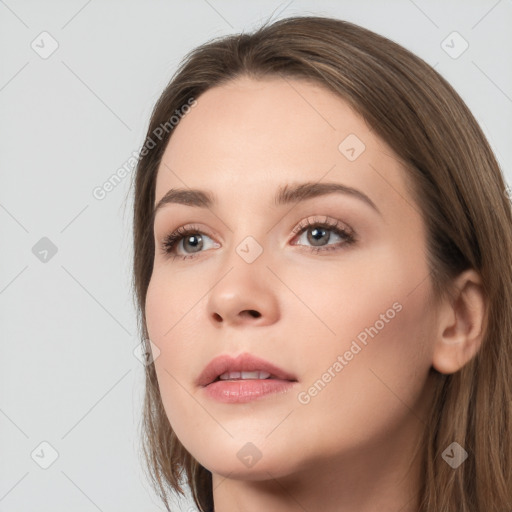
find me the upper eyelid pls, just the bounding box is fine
[164,216,347,234]
[291,216,352,234]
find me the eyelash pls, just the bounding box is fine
[159,216,356,261]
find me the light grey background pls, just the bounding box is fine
[0,1,510,511]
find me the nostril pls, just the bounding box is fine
[246,310,261,318]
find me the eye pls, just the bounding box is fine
[160,224,219,260]
[290,216,356,253]
[159,216,356,261]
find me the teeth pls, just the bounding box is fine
[219,371,272,381]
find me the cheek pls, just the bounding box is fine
[144,270,209,420]
[285,244,435,443]
[274,244,426,353]
[145,266,200,343]
[145,271,199,370]
[144,287,189,450]
[293,269,436,454]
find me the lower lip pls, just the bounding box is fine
[202,379,297,403]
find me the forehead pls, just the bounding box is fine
[153,76,411,218]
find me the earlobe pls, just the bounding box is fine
[431,269,487,375]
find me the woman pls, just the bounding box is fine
[131,15,512,512]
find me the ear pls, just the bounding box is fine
[432,269,487,374]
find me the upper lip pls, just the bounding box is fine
[196,352,298,387]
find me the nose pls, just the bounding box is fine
[206,253,280,328]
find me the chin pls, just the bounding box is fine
[186,440,300,481]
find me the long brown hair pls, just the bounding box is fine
[131,15,512,512]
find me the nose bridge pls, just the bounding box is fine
[221,206,270,267]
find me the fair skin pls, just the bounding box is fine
[145,76,486,512]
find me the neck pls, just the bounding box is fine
[211,415,425,512]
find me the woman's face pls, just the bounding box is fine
[145,76,438,480]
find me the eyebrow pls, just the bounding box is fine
[152,181,381,223]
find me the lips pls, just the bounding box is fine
[196,353,297,388]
